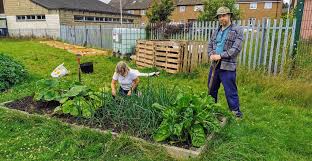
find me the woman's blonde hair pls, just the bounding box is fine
[115,61,130,75]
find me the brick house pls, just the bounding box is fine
[172,0,283,23]
[171,0,203,23]
[3,0,139,37]
[301,0,312,39]
[0,0,4,14]
[111,0,283,24]
[237,0,283,22]
[109,0,152,25]
[0,0,6,36]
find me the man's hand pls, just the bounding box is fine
[213,55,221,61]
[210,55,221,61]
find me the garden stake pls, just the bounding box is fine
[208,60,220,94]
[76,54,81,83]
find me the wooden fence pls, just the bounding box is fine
[149,18,297,75]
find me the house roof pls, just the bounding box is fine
[176,0,282,6]
[176,0,203,6]
[31,0,138,16]
[109,0,133,9]
[237,0,282,3]
[124,0,154,10]
[109,0,282,10]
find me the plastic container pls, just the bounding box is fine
[80,62,93,73]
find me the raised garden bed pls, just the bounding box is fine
[0,79,231,160]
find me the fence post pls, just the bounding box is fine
[293,0,304,56]
[74,25,77,45]
[100,25,103,48]
[289,0,304,76]
[259,18,267,65]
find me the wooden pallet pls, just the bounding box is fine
[135,40,155,68]
[182,41,209,73]
[135,40,210,74]
[154,41,184,74]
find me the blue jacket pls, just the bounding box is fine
[208,23,244,71]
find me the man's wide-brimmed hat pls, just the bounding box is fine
[215,6,233,19]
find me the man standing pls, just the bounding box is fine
[208,6,244,118]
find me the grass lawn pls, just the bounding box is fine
[0,38,311,160]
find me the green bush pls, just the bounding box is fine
[0,53,28,91]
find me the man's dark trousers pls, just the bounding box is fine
[208,63,241,114]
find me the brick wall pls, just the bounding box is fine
[239,2,283,21]
[301,0,312,39]
[171,5,201,22]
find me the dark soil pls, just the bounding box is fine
[3,96,203,150]
[5,96,59,115]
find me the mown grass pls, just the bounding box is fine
[0,108,173,161]
[0,38,311,160]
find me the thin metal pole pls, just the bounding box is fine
[120,0,123,24]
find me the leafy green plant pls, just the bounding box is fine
[34,79,102,118]
[147,0,175,23]
[90,83,177,138]
[0,53,28,91]
[152,92,231,147]
[198,0,240,21]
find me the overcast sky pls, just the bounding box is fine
[98,0,110,3]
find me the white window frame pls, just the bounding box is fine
[250,2,257,9]
[140,10,146,15]
[16,15,46,21]
[248,17,256,26]
[127,10,134,14]
[264,2,272,9]
[194,5,204,12]
[179,6,186,12]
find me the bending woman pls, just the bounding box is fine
[111,61,140,96]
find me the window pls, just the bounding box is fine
[105,17,112,22]
[127,10,134,14]
[95,17,104,22]
[74,15,84,21]
[250,3,257,9]
[248,17,256,26]
[85,16,95,21]
[73,15,127,23]
[194,5,204,12]
[140,10,146,15]
[37,15,45,20]
[234,4,239,9]
[179,6,186,12]
[264,2,272,9]
[16,15,46,21]
[113,18,120,22]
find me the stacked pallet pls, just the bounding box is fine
[135,40,155,68]
[135,40,209,74]
[182,41,209,73]
[154,41,184,74]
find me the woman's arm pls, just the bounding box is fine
[128,77,140,96]
[111,79,117,96]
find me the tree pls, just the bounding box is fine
[146,0,175,23]
[198,0,241,21]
